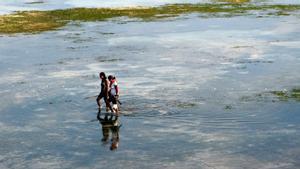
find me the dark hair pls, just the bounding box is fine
[108,75,113,80]
[99,72,106,79]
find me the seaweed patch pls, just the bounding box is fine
[1,3,300,34]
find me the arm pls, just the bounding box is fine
[105,79,109,97]
[115,84,119,96]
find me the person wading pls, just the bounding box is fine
[97,72,113,112]
[108,75,119,114]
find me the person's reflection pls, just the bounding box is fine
[97,109,121,150]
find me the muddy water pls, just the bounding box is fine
[1,9,300,169]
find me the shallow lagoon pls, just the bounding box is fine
[1,1,300,169]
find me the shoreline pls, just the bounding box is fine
[1,3,300,34]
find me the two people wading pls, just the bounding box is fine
[96,72,120,115]
[96,72,121,150]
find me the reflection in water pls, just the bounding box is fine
[97,109,121,151]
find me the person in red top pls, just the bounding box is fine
[108,75,119,114]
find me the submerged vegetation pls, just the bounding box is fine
[271,88,300,102]
[240,88,300,102]
[1,3,300,34]
[215,0,250,3]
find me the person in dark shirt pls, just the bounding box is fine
[96,72,112,112]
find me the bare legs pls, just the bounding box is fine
[96,93,113,112]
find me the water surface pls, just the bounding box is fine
[0,2,300,169]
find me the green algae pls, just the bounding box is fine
[291,89,300,99]
[1,3,300,34]
[214,0,250,3]
[270,91,289,101]
[177,102,197,108]
[0,12,66,34]
[167,100,198,108]
[96,58,124,62]
[240,88,300,103]
[224,105,233,110]
[271,88,300,102]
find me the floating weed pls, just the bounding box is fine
[240,88,300,103]
[0,11,67,34]
[270,89,300,101]
[224,105,233,110]
[72,37,95,43]
[99,32,115,35]
[57,61,65,65]
[165,100,198,109]
[1,3,300,34]
[176,102,197,108]
[270,91,289,101]
[66,46,88,50]
[214,0,250,3]
[237,59,274,64]
[95,57,124,63]
[240,95,253,102]
[287,88,300,101]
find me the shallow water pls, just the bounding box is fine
[1,3,300,169]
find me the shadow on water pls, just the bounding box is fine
[97,109,121,151]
